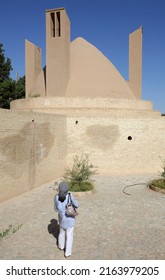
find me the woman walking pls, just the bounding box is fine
[54,181,79,258]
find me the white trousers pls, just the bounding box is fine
[58,226,74,257]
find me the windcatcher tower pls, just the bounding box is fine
[25,40,44,98]
[46,8,70,96]
[128,27,142,99]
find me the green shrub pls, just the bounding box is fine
[63,153,98,192]
[159,157,165,178]
[0,224,22,241]
[148,179,165,189]
[148,158,165,190]
[29,93,40,98]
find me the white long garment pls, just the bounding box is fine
[58,226,74,257]
[54,192,79,257]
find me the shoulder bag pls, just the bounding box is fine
[66,193,78,217]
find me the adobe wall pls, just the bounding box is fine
[66,116,165,175]
[10,96,161,118]
[10,96,157,110]
[10,96,164,174]
[128,27,142,99]
[0,109,67,202]
[25,40,43,98]
[46,8,70,96]
[2,98,165,202]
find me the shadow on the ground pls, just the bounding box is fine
[48,219,59,245]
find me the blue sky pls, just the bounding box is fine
[0,0,165,113]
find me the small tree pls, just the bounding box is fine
[160,157,165,178]
[148,157,165,191]
[63,153,98,192]
[15,76,25,100]
[0,43,12,82]
[0,43,25,109]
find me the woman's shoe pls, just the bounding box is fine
[65,254,71,258]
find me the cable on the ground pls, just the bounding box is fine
[122,183,148,196]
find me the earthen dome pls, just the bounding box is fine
[66,37,135,99]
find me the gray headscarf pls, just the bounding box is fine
[58,181,69,201]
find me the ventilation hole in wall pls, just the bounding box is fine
[50,12,55,37]
[127,136,132,141]
[32,119,34,122]
[56,11,61,37]
[75,120,78,125]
